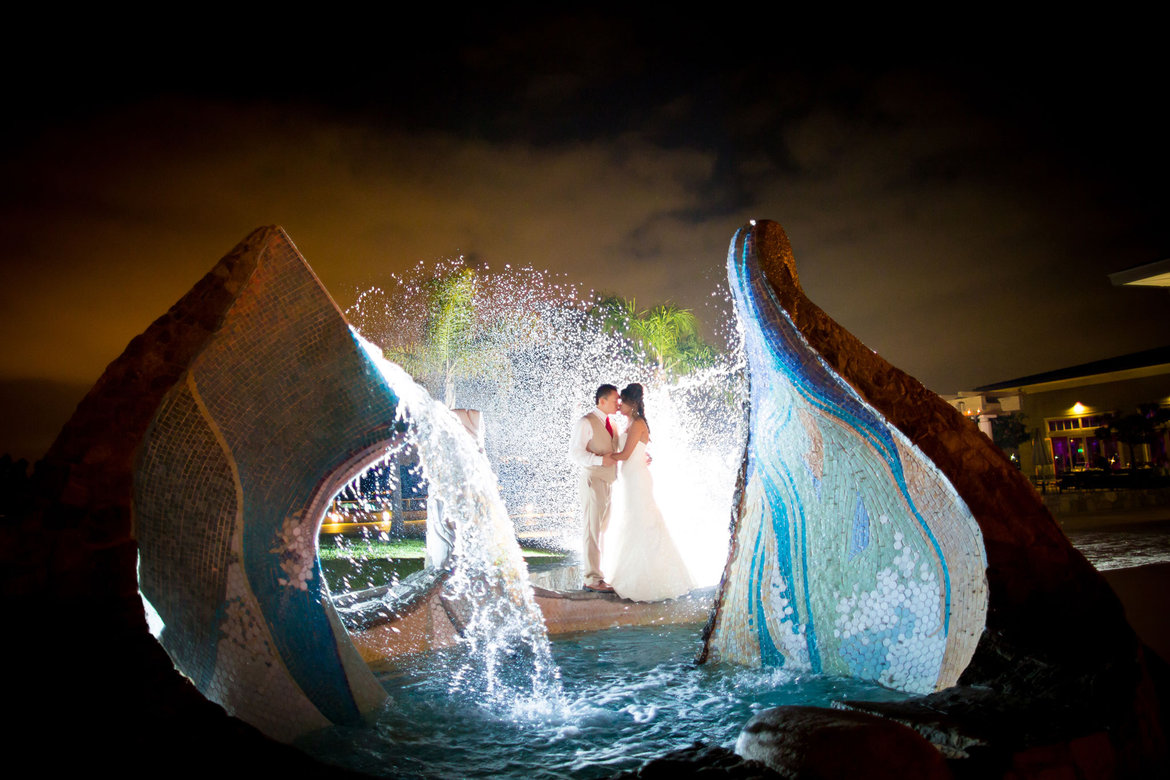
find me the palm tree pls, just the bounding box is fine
[587,294,641,360]
[385,266,510,407]
[590,294,638,332]
[587,296,715,376]
[672,332,720,373]
[1095,404,1170,468]
[630,302,699,375]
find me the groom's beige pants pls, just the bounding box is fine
[580,472,614,586]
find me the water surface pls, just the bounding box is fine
[299,623,910,778]
[1065,519,1170,571]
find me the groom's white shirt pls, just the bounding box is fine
[568,407,609,467]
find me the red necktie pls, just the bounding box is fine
[605,417,614,437]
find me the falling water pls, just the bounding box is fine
[356,333,564,715]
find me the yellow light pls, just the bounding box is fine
[1072,402,1086,414]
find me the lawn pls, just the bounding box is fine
[317,537,566,594]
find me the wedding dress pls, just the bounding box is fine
[605,438,695,602]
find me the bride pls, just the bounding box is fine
[604,383,695,602]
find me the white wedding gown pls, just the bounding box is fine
[605,438,695,602]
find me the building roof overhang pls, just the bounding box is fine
[1109,258,1170,288]
[974,346,1170,395]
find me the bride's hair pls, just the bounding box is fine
[620,383,646,423]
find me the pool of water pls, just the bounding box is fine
[1065,520,1170,571]
[298,623,911,778]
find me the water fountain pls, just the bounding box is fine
[297,329,911,778]
[16,221,1160,778]
[345,259,745,583]
[122,226,754,758]
[350,335,562,713]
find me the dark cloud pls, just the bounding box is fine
[0,98,725,374]
[2,15,1167,460]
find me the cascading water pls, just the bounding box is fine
[300,621,911,778]
[355,332,564,714]
[337,259,747,702]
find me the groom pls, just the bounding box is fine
[568,384,619,592]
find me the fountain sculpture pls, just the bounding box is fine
[133,227,406,739]
[702,221,989,693]
[7,221,1163,776]
[701,220,1162,774]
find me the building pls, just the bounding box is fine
[946,346,1170,479]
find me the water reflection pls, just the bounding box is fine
[1064,519,1170,571]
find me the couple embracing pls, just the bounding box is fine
[568,383,694,602]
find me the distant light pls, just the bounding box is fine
[1073,402,1086,414]
[749,219,756,226]
[382,510,391,522]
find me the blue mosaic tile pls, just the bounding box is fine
[705,223,988,694]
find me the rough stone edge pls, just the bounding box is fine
[2,226,364,777]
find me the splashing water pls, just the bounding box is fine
[348,260,748,585]
[357,333,564,716]
[299,266,904,777]
[299,623,912,778]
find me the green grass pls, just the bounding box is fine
[317,536,568,595]
[319,538,428,560]
[318,537,564,561]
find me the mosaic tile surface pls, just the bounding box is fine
[704,223,988,694]
[134,228,403,740]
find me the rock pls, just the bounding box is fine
[607,742,782,779]
[3,226,398,770]
[735,705,951,779]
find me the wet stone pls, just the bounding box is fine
[735,705,951,780]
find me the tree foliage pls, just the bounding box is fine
[384,266,511,407]
[631,303,698,372]
[1095,403,1170,462]
[991,413,1030,452]
[587,295,717,376]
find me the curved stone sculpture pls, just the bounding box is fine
[130,227,405,740]
[702,221,1148,700]
[702,220,1162,771]
[701,221,988,693]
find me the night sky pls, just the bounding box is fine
[2,12,1167,462]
